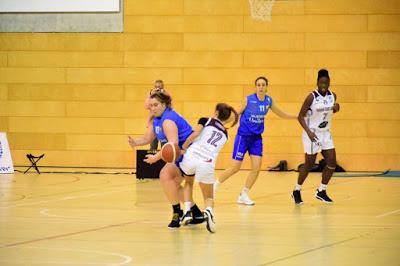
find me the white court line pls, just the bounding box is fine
[39,208,85,219]
[0,188,133,209]
[376,209,400,218]
[5,246,132,266]
[38,208,135,221]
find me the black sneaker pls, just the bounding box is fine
[291,190,303,205]
[180,210,193,226]
[190,204,205,224]
[204,209,216,233]
[168,211,182,228]
[315,189,333,204]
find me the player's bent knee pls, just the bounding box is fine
[228,165,241,174]
[159,164,179,180]
[159,170,175,181]
[233,167,241,173]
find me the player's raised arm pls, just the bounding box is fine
[128,124,156,149]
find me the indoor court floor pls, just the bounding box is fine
[0,169,399,265]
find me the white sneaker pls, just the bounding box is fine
[204,209,216,233]
[237,193,255,205]
[213,181,220,197]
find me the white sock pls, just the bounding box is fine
[294,184,302,191]
[184,201,191,212]
[318,184,328,191]
[241,187,250,195]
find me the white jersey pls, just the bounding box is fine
[185,117,228,164]
[305,89,335,132]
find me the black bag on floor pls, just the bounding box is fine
[268,160,289,171]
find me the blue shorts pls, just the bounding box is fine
[232,134,263,161]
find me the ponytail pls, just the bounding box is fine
[215,103,239,128]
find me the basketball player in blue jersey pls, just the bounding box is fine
[214,77,296,205]
[179,103,239,233]
[144,79,167,150]
[292,69,340,204]
[128,91,204,228]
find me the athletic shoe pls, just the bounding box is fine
[190,204,205,224]
[168,211,182,228]
[237,193,255,205]
[315,189,333,204]
[291,190,303,205]
[204,209,216,233]
[180,210,193,226]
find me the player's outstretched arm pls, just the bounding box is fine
[128,124,156,148]
[270,102,297,119]
[182,123,204,151]
[141,119,178,164]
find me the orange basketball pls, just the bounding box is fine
[161,142,181,163]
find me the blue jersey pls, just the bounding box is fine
[153,108,193,148]
[237,93,273,135]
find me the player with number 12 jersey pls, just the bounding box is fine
[182,118,227,169]
[179,103,238,233]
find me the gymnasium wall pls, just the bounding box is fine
[0,0,399,171]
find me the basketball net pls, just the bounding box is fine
[248,0,276,22]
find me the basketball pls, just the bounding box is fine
[161,142,181,163]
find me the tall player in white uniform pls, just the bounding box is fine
[292,69,340,204]
[179,103,238,233]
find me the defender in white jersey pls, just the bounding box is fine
[302,88,336,154]
[179,103,238,233]
[180,117,228,184]
[292,69,340,205]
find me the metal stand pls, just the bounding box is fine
[24,154,45,174]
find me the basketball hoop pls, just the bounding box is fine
[248,0,276,22]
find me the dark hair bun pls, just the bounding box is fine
[318,69,330,80]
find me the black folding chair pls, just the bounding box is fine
[24,154,45,174]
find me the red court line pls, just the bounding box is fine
[1,220,142,248]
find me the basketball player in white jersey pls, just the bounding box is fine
[292,69,340,204]
[179,103,238,233]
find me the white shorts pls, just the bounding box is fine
[302,130,334,155]
[179,153,215,184]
